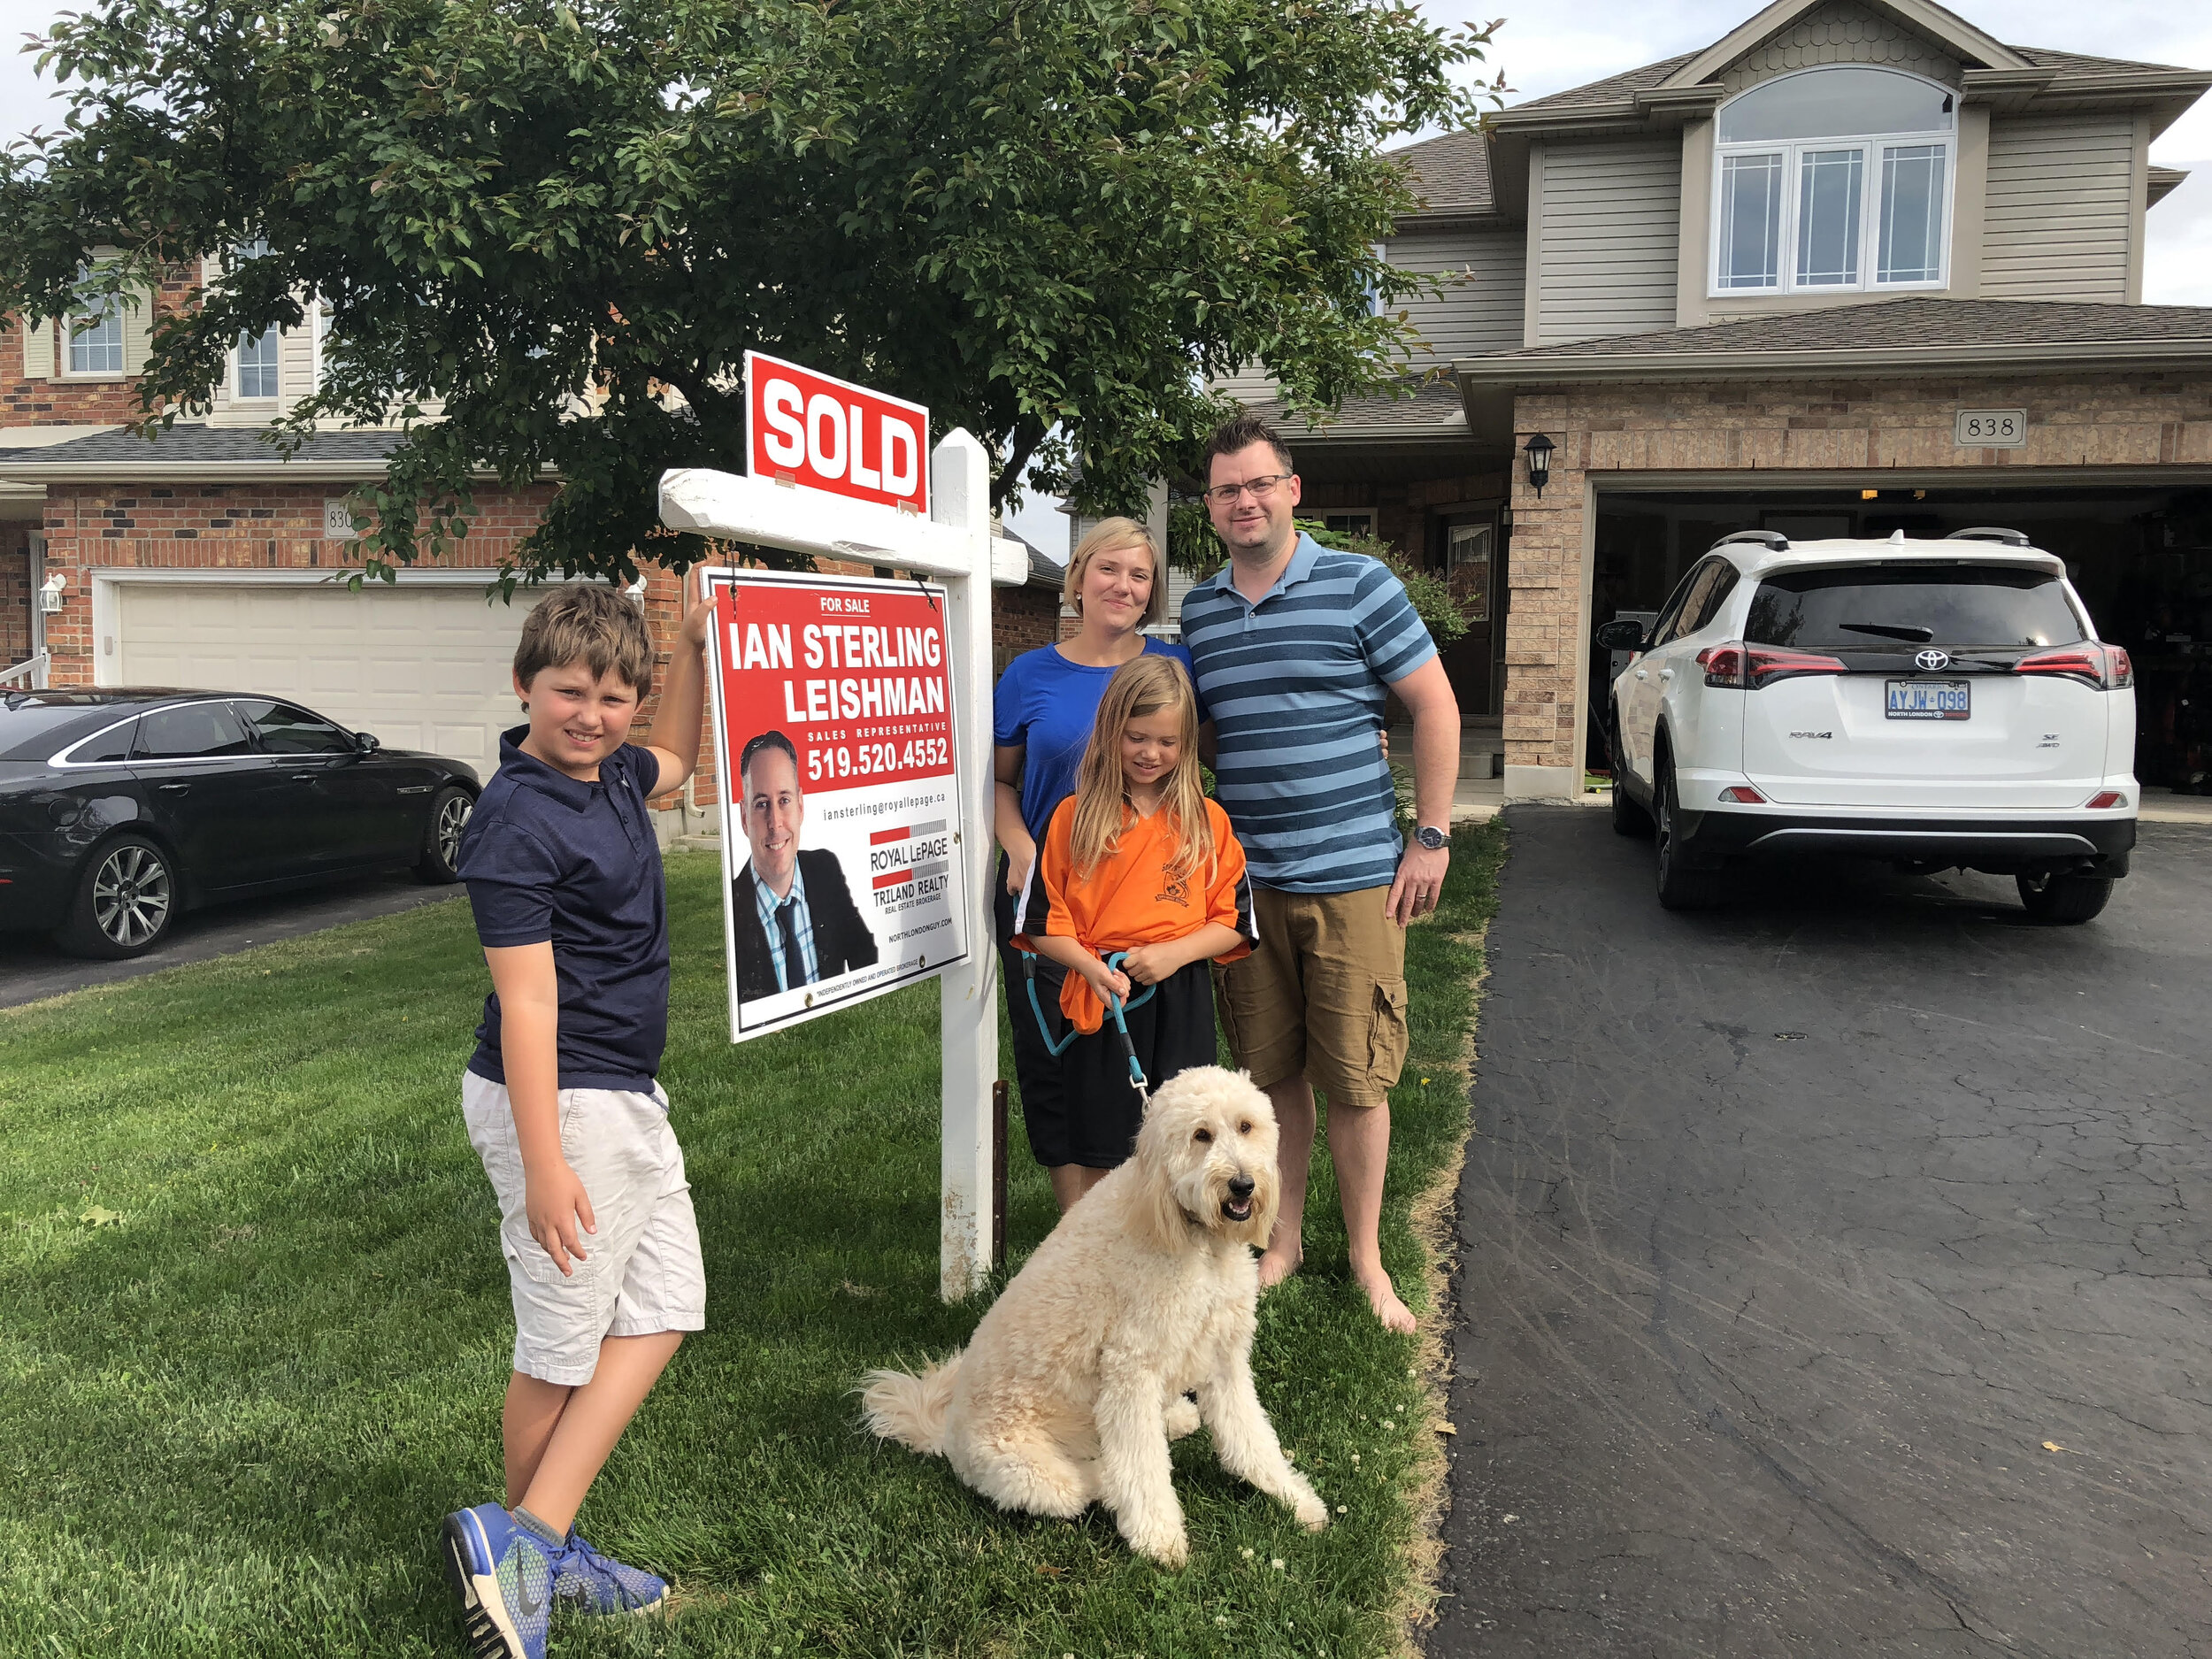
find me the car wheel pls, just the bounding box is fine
[1610,718,1653,839]
[1654,760,1726,912]
[56,833,179,959]
[2016,870,2114,926]
[415,786,473,883]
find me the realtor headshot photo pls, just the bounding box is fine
[730,729,879,1000]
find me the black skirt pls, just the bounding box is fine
[1013,951,1219,1171]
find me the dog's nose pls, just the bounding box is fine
[1228,1173,1255,1201]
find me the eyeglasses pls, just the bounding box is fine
[1202,474,1291,506]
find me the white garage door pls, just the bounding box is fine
[113,579,549,776]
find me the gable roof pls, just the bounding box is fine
[1660,0,2024,89]
[1482,3,2210,162]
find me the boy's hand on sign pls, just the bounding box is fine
[526,1159,597,1276]
[679,565,712,649]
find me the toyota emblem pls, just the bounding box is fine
[1915,649,1953,672]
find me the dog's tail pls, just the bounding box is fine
[857,1352,963,1456]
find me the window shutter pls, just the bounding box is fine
[120,286,155,376]
[20,316,53,379]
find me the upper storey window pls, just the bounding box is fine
[1712,66,1955,296]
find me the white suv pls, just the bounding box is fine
[1596,529,2138,922]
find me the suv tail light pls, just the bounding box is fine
[2015,643,2132,689]
[1698,643,1848,689]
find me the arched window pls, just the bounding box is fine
[1711,66,1956,295]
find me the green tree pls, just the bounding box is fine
[1,0,1499,581]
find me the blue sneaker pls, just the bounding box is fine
[441,1503,555,1659]
[557,1530,667,1615]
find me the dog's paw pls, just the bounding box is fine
[1133,1527,1190,1570]
[1289,1478,1330,1532]
[1164,1395,1201,1441]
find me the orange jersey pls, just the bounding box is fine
[1013,796,1257,1033]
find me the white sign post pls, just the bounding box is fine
[659,429,1019,1300]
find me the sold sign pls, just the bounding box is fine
[743,349,930,515]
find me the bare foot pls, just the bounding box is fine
[1256,1248,1302,1291]
[1355,1267,1417,1333]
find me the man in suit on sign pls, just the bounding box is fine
[731,730,879,1001]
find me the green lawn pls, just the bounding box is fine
[0,822,1503,1658]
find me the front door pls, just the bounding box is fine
[1434,515,1500,717]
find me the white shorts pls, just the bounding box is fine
[462,1071,707,1386]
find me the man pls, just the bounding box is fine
[730,730,878,1000]
[1181,411,1460,1334]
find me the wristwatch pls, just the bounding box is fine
[1414,825,1448,851]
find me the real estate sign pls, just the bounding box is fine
[705,565,971,1041]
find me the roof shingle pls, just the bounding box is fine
[1488,297,2212,361]
[1386,129,1494,215]
[0,424,402,466]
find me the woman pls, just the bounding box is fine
[992,518,1198,1214]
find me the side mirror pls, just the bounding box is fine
[354,731,380,756]
[1594,618,1647,652]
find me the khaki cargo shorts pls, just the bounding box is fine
[1217,884,1409,1109]
[463,1071,707,1386]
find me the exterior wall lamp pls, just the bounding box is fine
[1523,432,1555,498]
[40,572,66,614]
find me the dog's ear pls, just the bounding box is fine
[1129,1111,1194,1257]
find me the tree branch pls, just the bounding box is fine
[991,412,1048,509]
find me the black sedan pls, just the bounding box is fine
[0,688,479,958]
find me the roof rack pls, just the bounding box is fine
[1712,529,1789,552]
[1944,526,2032,547]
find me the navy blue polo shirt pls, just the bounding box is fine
[459,726,669,1093]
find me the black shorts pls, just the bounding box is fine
[995,853,1219,1169]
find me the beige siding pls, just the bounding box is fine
[1212,362,1279,403]
[1387,227,1525,361]
[1981,115,2138,302]
[1533,141,1682,345]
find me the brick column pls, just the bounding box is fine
[1502,394,1585,797]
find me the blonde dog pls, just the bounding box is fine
[860,1065,1328,1566]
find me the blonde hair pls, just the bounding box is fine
[1068,655,1213,887]
[514,581,655,697]
[1063,516,1165,629]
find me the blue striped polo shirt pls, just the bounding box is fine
[1181,534,1436,894]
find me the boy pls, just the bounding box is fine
[441,577,711,1659]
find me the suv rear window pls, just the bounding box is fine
[1746,564,2085,650]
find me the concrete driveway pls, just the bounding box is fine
[1432,810,2211,1658]
[0,872,465,1009]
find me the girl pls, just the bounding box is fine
[992,518,1201,1214]
[1013,655,1256,1205]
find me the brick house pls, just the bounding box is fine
[1232,0,2212,799]
[0,264,1063,832]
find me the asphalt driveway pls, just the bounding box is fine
[1432,810,2211,1658]
[0,872,465,1009]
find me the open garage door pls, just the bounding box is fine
[107,575,547,778]
[1589,483,2212,801]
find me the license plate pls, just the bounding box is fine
[1886,679,1970,720]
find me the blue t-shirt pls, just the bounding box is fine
[992,639,1200,843]
[459,727,670,1093]
[1181,534,1436,894]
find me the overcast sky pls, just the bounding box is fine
[3,0,2205,553]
